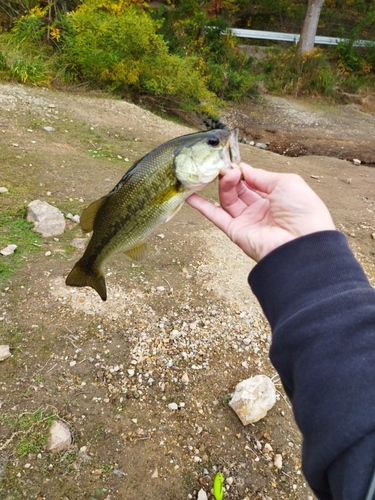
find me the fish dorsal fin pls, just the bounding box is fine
[124,241,147,261]
[80,196,107,232]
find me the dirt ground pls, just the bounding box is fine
[0,82,374,500]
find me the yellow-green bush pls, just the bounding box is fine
[261,46,336,96]
[64,2,219,112]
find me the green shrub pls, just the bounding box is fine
[62,2,219,113]
[262,46,336,96]
[10,6,48,45]
[9,57,49,85]
[154,7,259,102]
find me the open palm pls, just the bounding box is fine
[187,163,335,262]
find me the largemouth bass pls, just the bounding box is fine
[66,128,240,301]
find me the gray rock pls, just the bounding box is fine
[45,420,72,453]
[0,345,11,361]
[229,375,276,425]
[0,244,17,256]
[27,200,66,237]
[255,142,268,150]
[43,126,55,132]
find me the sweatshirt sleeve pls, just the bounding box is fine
[248,230,375,500]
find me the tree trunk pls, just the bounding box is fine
[297,0,325,55]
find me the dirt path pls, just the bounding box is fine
[224,94,375,164]
[0,83,374,500]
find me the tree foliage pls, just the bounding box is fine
[0,0,374,108]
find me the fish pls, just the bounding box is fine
[65,128,240,301]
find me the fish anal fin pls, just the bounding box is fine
[66,262,107,301]
[80,196,107,233]
[124,241,147,261]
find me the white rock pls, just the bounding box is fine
[263,443,273,452]
[0,345,11,361]
[0,187,9,194]
[78,446,91,463]
[71,238,87,249]
[0,244,17,256]
[229,375,276,425]
[46,420,72,453]
[66,213,80,224]
[274,453,283,470]
[197,489,208,500]
[353,158,361,165]
[168,402,178,410]
[151,467,158,478]
[181,373,189,384]
[43,126,55,132]
[27,200,66,237]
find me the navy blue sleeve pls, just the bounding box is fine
[248,231,375,500]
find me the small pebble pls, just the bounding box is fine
[274,454,283,469]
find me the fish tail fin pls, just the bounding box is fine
[65,261,107,301]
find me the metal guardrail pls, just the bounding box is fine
[230,28,375,47]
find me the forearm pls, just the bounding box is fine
[249,231,375,499]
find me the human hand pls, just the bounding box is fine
[186,163,335,262]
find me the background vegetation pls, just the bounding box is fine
[0,0,374,118]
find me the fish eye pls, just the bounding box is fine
[207,136,220,147]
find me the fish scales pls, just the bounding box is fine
[66,129,240,301]
[82,159,186,269]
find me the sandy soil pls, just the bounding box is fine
[0,83,374,500]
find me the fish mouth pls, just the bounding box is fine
[220,128,241,175]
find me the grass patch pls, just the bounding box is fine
[0,208,43,283]
[1,409,57,457]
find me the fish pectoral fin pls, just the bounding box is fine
[124,241,147,261]
[165,201,184,223]
[80,195,107,232]
[153,185,181,206]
